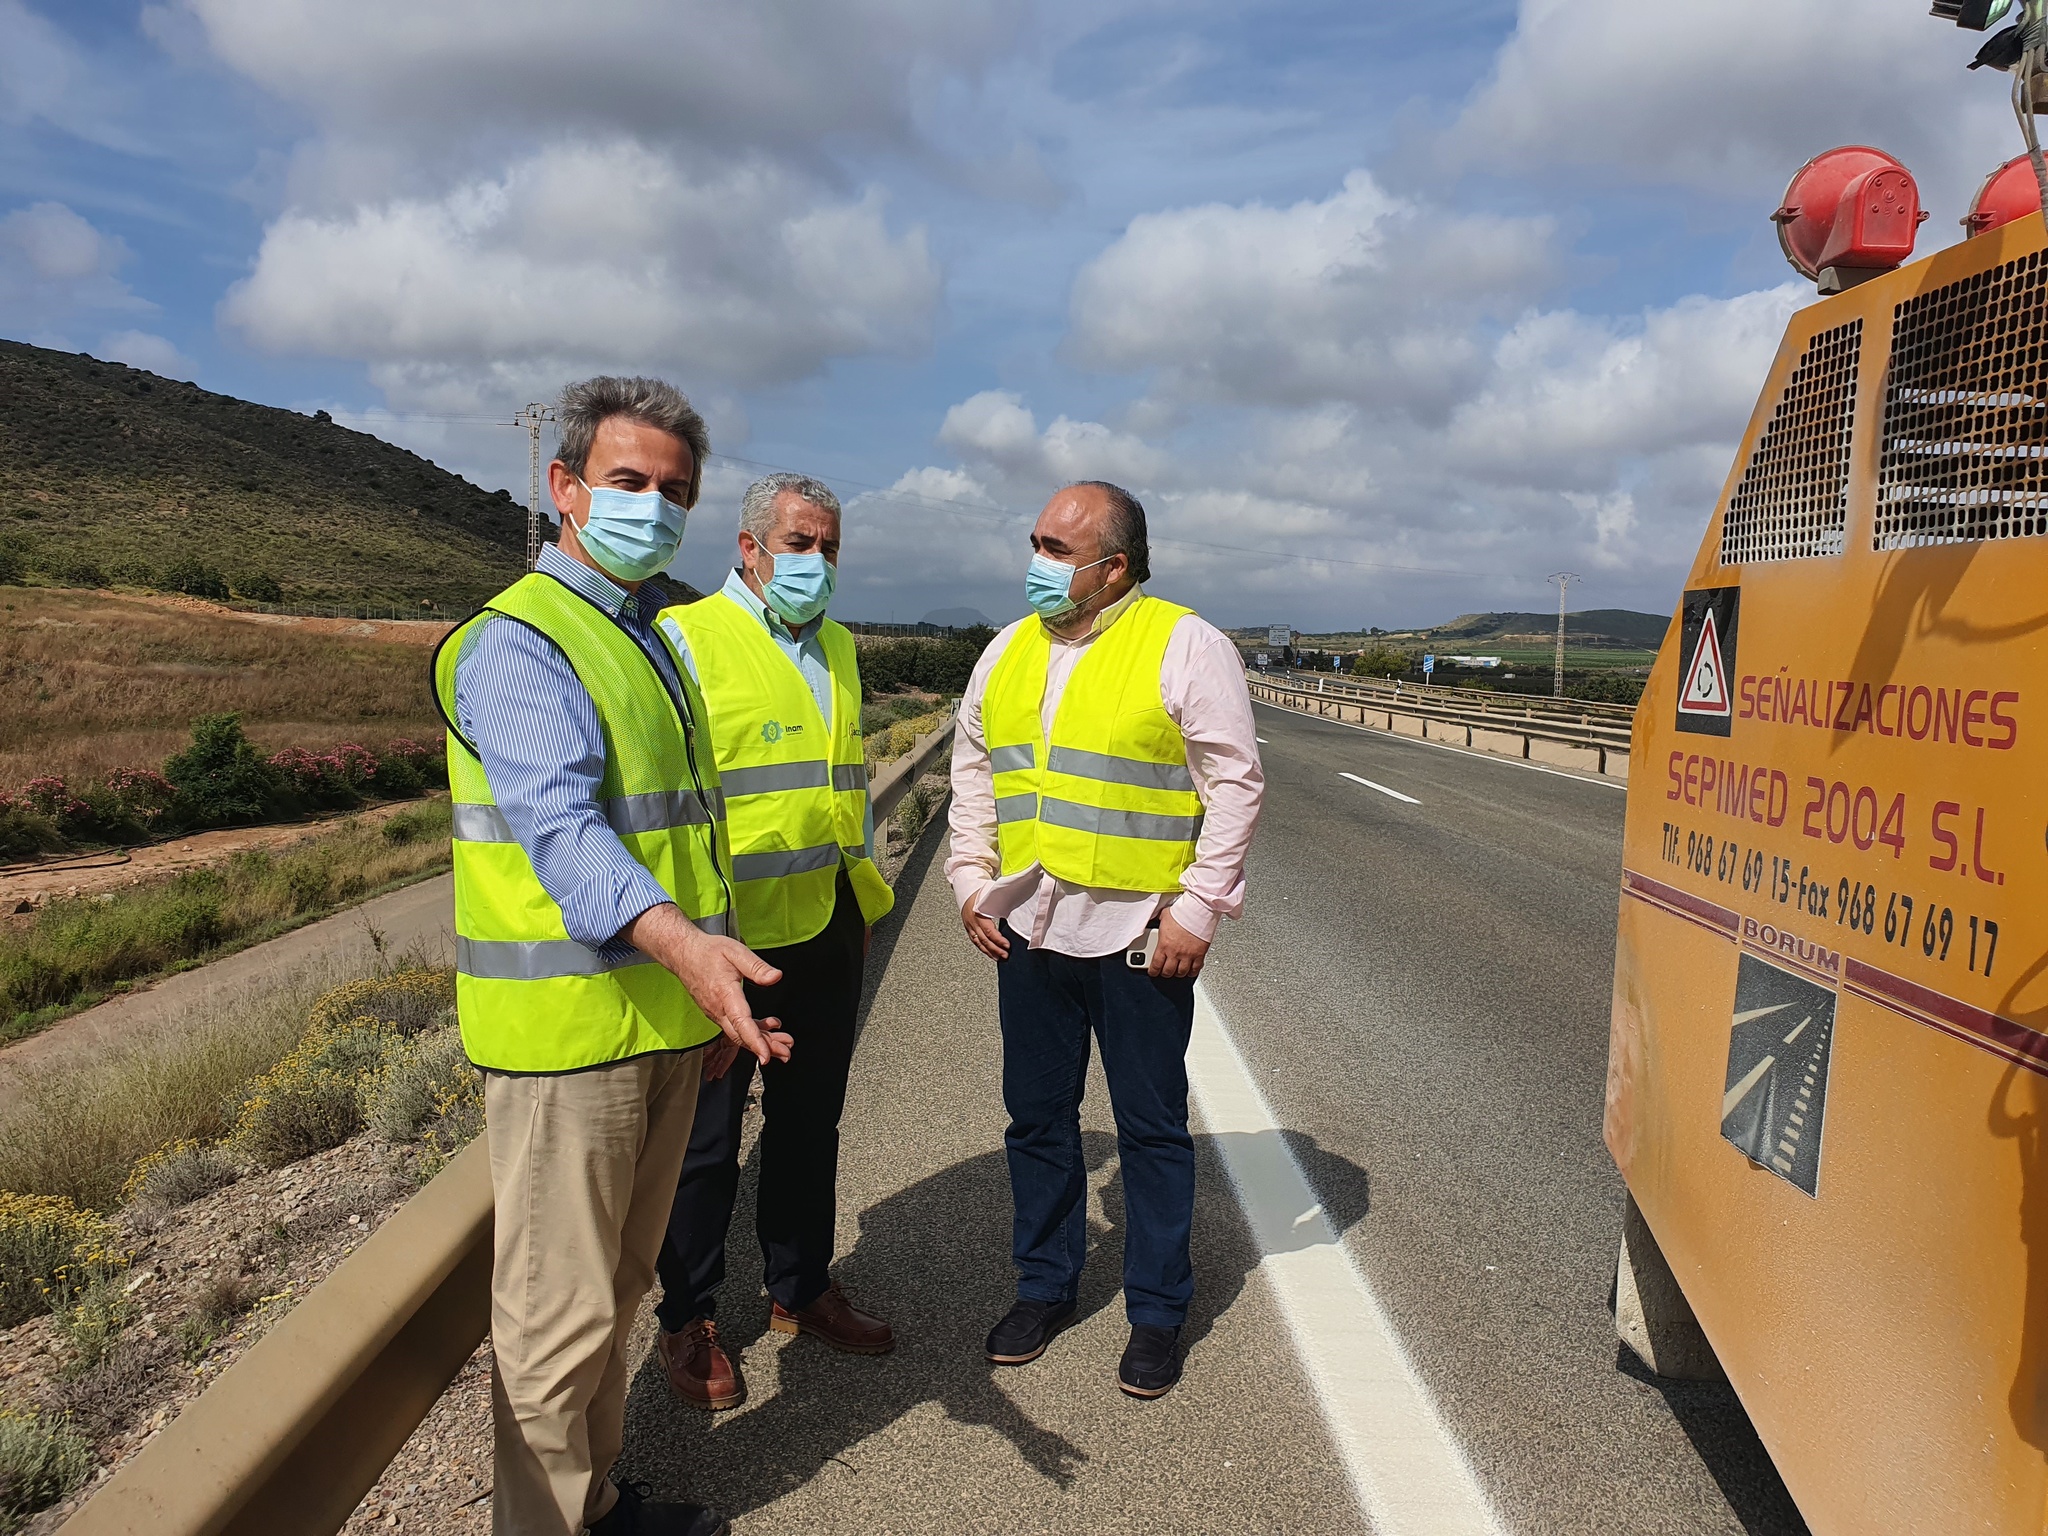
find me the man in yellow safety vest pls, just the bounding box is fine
[433,377,790,1536]
[649,472,896,1410]
[948,481,1264,1399]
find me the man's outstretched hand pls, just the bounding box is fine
[625,903,792,1066]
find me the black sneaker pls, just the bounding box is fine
[587,1479,730,1536]
[984,1298,1078,1364]
[1118,1324,1183,1398]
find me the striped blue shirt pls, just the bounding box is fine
[452,543,698,957]
[659,570,876,862]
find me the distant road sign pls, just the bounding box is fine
[1267,625,1291,649]
[1422,654,1435,677]
[1254,652,1270,667]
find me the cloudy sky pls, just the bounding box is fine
[0,1,2026,629]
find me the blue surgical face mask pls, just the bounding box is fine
[574,479,687,583]
[1025,551,1112,618]
[761,549,836,626]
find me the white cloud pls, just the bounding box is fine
[1068,170,1556,419]
[1440,285,1805,491]
[98,329,192,377]
[938,390,1166,485]
[1452,0,2016,216]
[0,202,147,332]
[219,141,940,410]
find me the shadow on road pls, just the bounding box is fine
[614,1124,1373,1516]
[1613,1348,1811,1536]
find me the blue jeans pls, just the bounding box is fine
[996,921,1197,1328]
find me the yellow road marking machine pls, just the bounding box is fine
[1608,5,2048,1529]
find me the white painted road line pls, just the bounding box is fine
[1189,985,1503,1536]
[1257,737,1270,744]
[1340,771,1420,805]
[1254,697,1626,791]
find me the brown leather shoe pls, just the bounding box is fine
[656,1318,744,1410]
[768,1282,894,1355]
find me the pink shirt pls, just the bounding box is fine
[946,588,1265,958]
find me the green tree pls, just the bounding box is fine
[163,714,282,828]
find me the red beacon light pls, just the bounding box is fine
[1962,154,2042,237]
[1772,146,1929,293]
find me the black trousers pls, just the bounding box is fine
[654,873,864,1329]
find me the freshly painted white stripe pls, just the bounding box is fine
[1255,697,1626,791]
[1340,771,1420,805]
[1256,736,1270,743]
[1188,985,1502,1536]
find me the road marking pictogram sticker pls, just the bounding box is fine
[1680,608,1730,717]
[1721,952,1838,1198]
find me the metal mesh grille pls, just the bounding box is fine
[1877,251,2048,549]
[1720,320,1861,566]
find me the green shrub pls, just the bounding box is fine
[367,751,424,798]
[164,713,282,829]
[160,558,229,601]
[228,1015,396,1168]
[0,545,24,587]
[0,804,62,862]
[362,1027,477,1144]
[857,626,994,696]
[120,1138,239,1218]
[0,1411,91,1529]
[307,968,454,1038]
[380,804,438,844]
[53,1279,131,1376]
[0,1193,127,1328]
[232,571,282,603]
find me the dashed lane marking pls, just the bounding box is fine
[1188,984,1502,1536]
[1340,771,1421,805]
[1255,696,1626,791]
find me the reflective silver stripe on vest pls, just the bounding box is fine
[1045,745,1194,793]
[1039,797,1203,843]
[989,744,1036,774]
[456,913,730,977]
[994,793,1038,825]
[721,761,831,797]
[605,788,722,834]
[831,763,869,792]
[457,936,649,979]
[451,803,517,843]
[730,843,843,882]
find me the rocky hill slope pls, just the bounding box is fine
[0,339,525,611]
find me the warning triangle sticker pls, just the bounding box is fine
[1680,609,1731,716]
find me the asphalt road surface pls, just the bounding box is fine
[1203,700,1808,1534]
[612,703,1810,1534]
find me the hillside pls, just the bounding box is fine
[1421,608,1669,648]
[0,339,526,610]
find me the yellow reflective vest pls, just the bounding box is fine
[660,593,894,948]
[431,572,732,1074]
[982,593,1203,892]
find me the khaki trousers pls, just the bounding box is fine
[486,1049,704,1536]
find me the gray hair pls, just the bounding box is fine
[739,471,842,543]
[1065,480,1150,584]
[556,376,710,508]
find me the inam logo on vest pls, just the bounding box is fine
[1676,587,1740,738]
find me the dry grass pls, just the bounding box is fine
[0,588,444,786]
[0,955,370,1211]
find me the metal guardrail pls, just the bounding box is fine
[1267,668,1638,727]
[59,724,961,1536]
[62,1140,493,1536]
[1252,676,1634,780]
